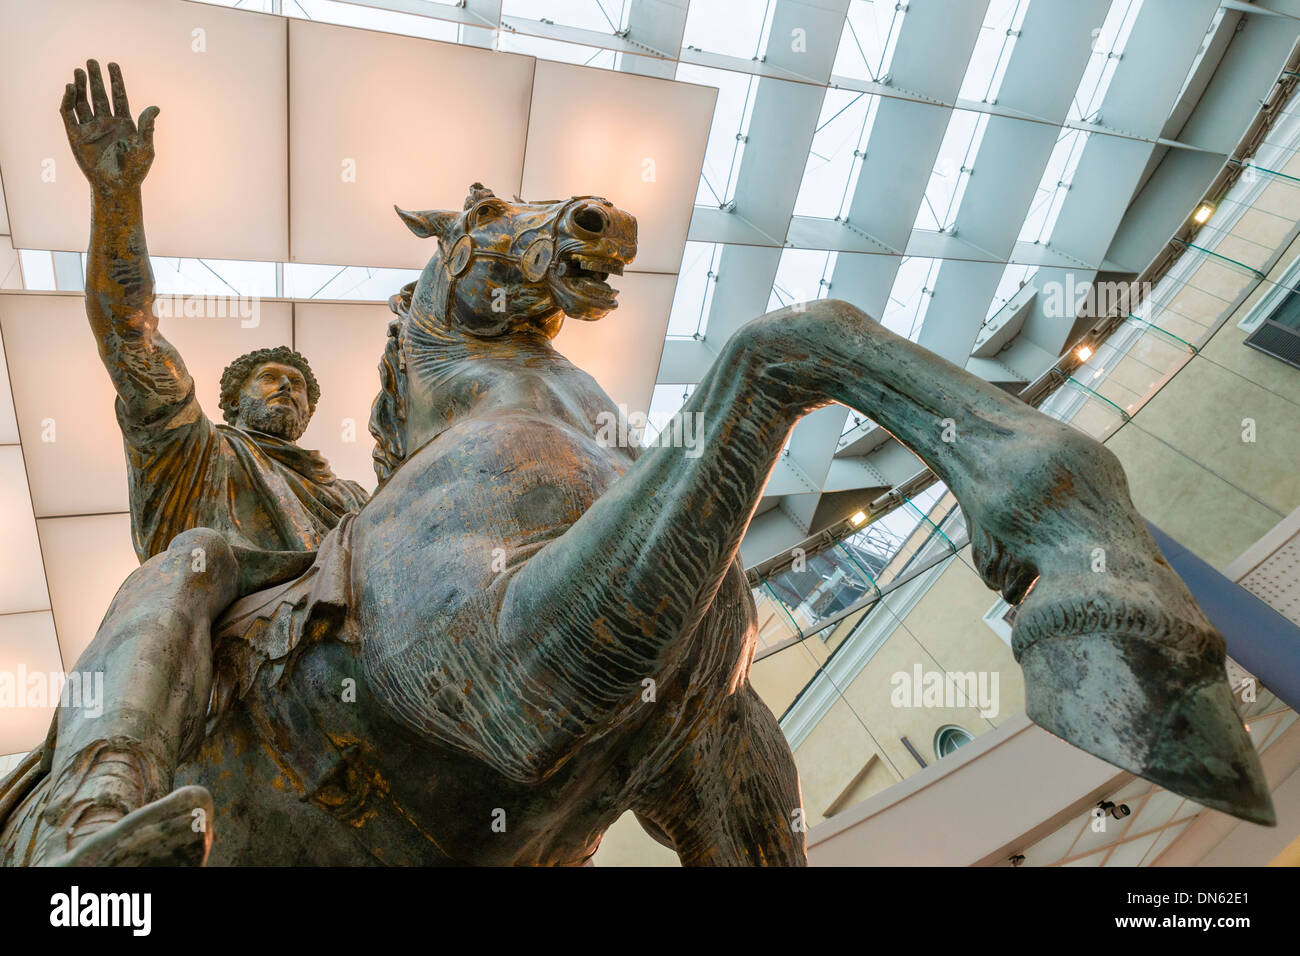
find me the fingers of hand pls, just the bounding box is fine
[87,59,111,116]
[60,83,77,131]
[107,62,130,119]
[138,105,160,147]
[72,67,91,123]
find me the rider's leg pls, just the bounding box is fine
[37,527,239,863]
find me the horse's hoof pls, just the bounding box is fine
[1014,596,1274,826]
[43,785,215,867]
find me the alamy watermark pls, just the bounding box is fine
[0,665,104,718]
[595,403,705,458]
[890,664,1000,718]
[1039,276,1153,320]
[153,293,260,329]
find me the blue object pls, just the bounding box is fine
[1147,521,1300,714]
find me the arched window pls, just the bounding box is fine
[934,725,974,758]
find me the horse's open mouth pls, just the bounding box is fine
[556,252,624,304]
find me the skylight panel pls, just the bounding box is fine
[682,0,775,61]
[17,251,54,291]
[192,0,273,9]
[1018,128,1089,244]
[644,383,696,445]
[501,0,631,34]
[283,263,420,300]
[1172,6,1225,111]
[792,91,880,220]
[496,31,622,67]
[666,242,721,339]
[767,249,837,313]
[1069,0,1144,123]
[913,108,989,232]
[958,0,1031,104]
[830,0,906,84]
[676,63,759,207]
[284,1,461,41]
[149,258,277,298]
[841,412,878,437]
[985,261,1034,321]
[880,256,939,340]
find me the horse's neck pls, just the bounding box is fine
[405,317,606,445]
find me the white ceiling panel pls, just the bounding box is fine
[0,236,20,290]
[37,513,137,667]
[0,610,62,755]
[0,293,291,517]
[0,318,18,443]
[521,60,716,275]
[289,19,535,268]
[294,301,394,491]
[0,446,49,615]
[553,272,678,419]
[0,0,288,260]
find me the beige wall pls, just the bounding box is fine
[791,549,1025,828]
[1105,240,1300,571]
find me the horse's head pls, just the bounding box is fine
[395,183,638,338]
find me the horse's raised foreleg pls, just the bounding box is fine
[501,299,1270,823]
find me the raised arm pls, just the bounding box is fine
[62,60,192,418]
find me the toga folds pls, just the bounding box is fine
[116,384,370,563]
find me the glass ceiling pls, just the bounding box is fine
[830,0,904,84]
[793,90,879,220]
[682,0,774,61]
[13,0,1238,471]
[960,0,1031,104]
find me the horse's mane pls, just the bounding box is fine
[368,283,413,486]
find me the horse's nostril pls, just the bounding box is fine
[574,207,607,233]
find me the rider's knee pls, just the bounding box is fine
[164,528,238,588]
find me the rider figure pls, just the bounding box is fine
[34,60,367,864]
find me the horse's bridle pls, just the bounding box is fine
[441,195,604,292]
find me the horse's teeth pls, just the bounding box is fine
[576,257,623,276]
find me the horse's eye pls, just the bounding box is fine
[476,204,499,224]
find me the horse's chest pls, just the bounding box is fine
[374,419,626,555]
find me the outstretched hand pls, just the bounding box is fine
[60,59,158,196]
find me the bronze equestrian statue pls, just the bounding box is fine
[0,60,1274,867]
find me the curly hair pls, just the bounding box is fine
[218,346,321,425]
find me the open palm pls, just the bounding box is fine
[60,60,158,194]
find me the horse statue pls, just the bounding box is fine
[0,184,1272,866]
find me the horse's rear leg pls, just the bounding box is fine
[637,686,806,867]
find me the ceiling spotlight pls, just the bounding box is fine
[1193,202,1215,224]
[1076,345,1094,362]
[1098,800,1131,820]
[850,510,868,527]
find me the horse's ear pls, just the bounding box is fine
[394,205,459,239]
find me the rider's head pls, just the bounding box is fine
[218,346,319,442]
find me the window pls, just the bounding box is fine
[934,725,974,758]
[1245,285,1300,370]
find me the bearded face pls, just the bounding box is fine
[233,361,311,442]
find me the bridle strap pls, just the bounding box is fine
[442,195,599,289]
